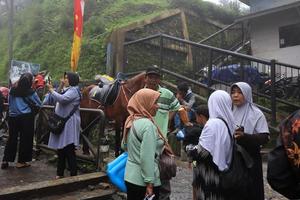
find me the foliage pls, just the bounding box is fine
[0,0,239,81]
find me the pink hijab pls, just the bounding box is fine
[123,88,161,141]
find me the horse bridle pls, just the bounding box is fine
[120,82,134,104]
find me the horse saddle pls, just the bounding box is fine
[90,72,127,106]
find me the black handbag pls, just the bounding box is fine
[218,118,254,194]
[48,104,79,135]
[48,89,81,135]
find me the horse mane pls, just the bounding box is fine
[82,84,97,99]
[124,72,146,91]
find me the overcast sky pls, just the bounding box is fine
[203,0,249,9]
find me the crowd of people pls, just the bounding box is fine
[0,67,299,200]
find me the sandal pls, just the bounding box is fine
[1,162,8,169]
[16,162,31,169]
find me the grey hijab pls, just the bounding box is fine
[231,82,269,135]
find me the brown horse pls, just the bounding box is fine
[80,72,146,156]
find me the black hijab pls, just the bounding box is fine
[65,72,79,86]
[10,73,35,97]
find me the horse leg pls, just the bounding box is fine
[82,130,90,155]
[115,124,121,157]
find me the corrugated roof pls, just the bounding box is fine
[236,1,300,22]
[239,0,249,6]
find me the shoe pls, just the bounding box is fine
[1,162,8,169]
[16,162,31,168]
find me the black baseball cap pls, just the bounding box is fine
[145,66,161,77]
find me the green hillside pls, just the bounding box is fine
[0,0,240,81]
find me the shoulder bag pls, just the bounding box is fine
[48,89,81,135]
[218,118,254,194]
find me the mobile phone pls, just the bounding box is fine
[144,194,155,200]
[45,76,52,85]
[236,125,244,131]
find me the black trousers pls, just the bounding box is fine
[125,181,160,200]
[57,143,77,177]
[3,114,34,163]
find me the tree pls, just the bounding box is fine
[220,0,241,14]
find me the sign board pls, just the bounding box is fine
[10,60,40,84]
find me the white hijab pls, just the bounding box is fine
[199,90,235,171]
[231,82,269,135]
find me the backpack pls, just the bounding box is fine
[218,118,254,195]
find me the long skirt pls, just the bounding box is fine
[193,147,224,200]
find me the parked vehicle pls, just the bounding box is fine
[260,75,300,99]
[198,64,269,89]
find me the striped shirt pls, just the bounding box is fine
[154,86,180,137]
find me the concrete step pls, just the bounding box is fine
[0,172,113,200]
[36,188,115,200]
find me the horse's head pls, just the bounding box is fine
[124,72,146,95]
[80,84,101,109]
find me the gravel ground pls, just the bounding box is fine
[170,162,288,200]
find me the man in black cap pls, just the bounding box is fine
[144,66,181,200]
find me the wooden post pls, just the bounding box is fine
[180,11,193,65]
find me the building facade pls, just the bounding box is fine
[239,0,300,67]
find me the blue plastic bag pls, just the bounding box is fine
[106,152,128,192]
[176,129,185,141]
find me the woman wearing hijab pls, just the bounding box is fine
[47,72,81,179]
[1,73,42,169]
[122,88,164,200]
[230,82,269,200]
[186,90,235,200]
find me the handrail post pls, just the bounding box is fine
[241,22,244,45]
[95,109,106,171]
[159,34,163,69]
[270,59,277,125]
[240,60,245,81]
[207,49,213,95]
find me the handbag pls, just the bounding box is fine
[218,118,254,194]
[158,143,177,180]
[48,89,81,135]
[156,128,177,180]
[22,97,40,116]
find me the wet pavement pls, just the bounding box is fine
[170,161,288,200]
[0,138,57,189]
[0,135,289,200]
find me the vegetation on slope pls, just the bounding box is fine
[0,0,242,81]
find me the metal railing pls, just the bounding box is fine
[123,34,300,125]
[198,21,247,52]
[38,106,106,170]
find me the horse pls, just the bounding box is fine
[80,72,146,157]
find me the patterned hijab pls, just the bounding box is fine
[231,82,269,134]
[123,88,161,141]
